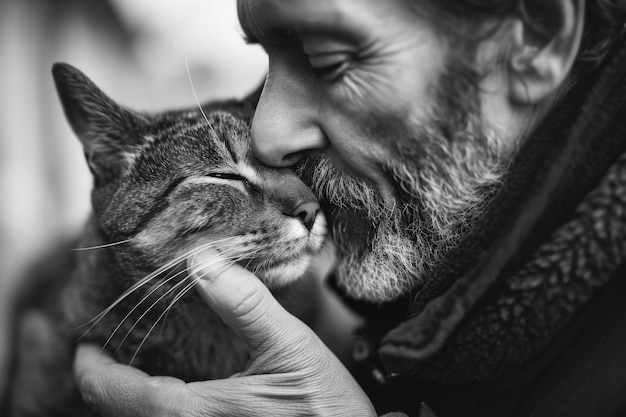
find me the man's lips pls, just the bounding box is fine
[303,150,400,213]
[319,201,373,255]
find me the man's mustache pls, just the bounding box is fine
[296,154,390,219]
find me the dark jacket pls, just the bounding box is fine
[338,37,626,417]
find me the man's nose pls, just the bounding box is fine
[251,54,328,168]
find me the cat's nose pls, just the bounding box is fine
[291,201,320,231]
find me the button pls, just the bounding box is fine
[352,339,370,362]
[371,368,387,385]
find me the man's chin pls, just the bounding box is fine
[322,204,373,256]
[297,154,424,302]
[329,210,421,303]
[334,248,419,303]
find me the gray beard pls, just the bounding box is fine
[296,100,512,303]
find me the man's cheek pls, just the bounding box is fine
[323,69,407,122]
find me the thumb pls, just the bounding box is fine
[188,249,307,352]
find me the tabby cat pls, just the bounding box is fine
[4,63,326,416]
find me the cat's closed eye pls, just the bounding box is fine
[207,172,248,182]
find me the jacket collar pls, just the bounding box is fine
[377,36,626,380]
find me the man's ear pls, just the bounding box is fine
[507,0,585,104]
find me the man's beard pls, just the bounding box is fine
[297,59,513,303]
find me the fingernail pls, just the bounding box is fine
[419,402,437,417]
[189,248,229,281]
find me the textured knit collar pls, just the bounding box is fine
[377,37,626,382]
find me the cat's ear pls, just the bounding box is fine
[52,63,147,184]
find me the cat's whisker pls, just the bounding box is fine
[128,255,244,367]
[185,55,218,139]
[102,259,194,351]
[158,247,263,331]
[76,263,177,337]
[82,238,238,329]
[71,239,132,251]
[114,274,190,355]
[115,246,242,356]
[151,255,222,337]
[76,237,242,337]
[242,249,262,270]
[158,279,200,329]
[108,244,244,350]
[128,282,197,367]
[124,254,238,365]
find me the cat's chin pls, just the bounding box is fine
[255,255,313,288]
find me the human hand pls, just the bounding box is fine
[74,249,377,416]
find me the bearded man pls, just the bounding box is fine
[74,0,626,416]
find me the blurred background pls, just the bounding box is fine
[0,0,267,393]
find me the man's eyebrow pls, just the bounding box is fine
[241,26,297,48]
[242,31,260,45]
[237,1,300,47]
[237,3,262,45]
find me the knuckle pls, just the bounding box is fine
[300,325,322,347]
[230,281,271,319]
[231,281,272,318]
[143,379,189,417]
[75,372,110,415]
[289,324,323,354]
[184,384,231,417]
[229,289,277,336]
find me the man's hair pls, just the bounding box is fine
[431,0,626,74]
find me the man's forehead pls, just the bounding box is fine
[237,0,374,43]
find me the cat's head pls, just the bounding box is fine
[52,63,326,287]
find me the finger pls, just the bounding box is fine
[188,249,314,352]
[74,344,188,417]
